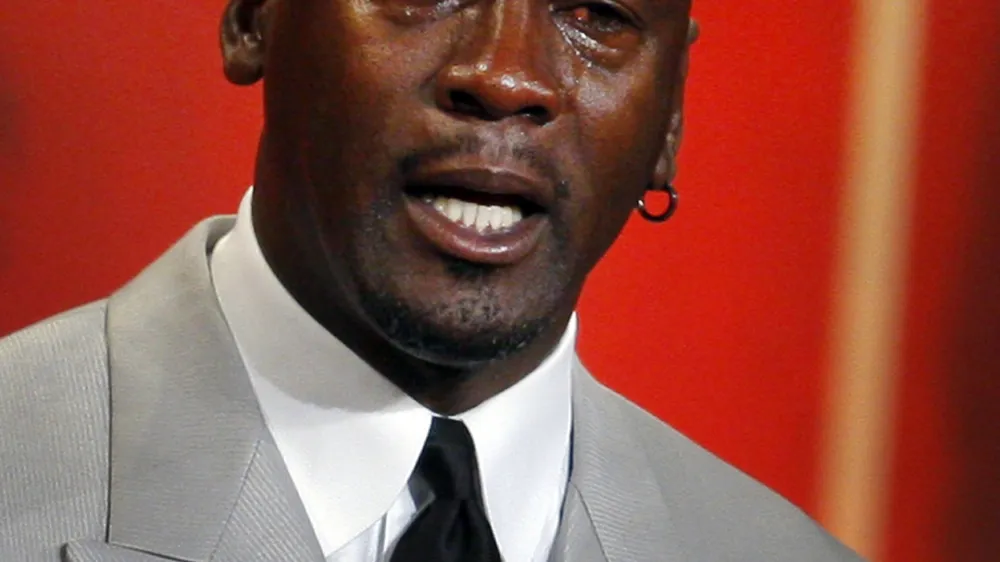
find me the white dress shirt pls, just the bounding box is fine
[209,189,576,562]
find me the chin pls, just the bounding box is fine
[357,285,554,367]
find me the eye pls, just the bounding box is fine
[555,2,641,53]
[567,3,631,36]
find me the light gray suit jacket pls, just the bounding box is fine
[0,217,862,562]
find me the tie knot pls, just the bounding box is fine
[417,418,482,500]
[393,417,502,562]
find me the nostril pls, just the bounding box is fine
[522,105,550,125]
[448,90,492,120]
[447,90,552,124]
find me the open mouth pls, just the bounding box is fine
[400,167,551,266]
[405,183,544,236]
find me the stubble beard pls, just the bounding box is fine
[348,195,574,379]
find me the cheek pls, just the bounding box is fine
[567,75,669,253]
[266,24,416,201]
[273,3,433,142]
[576,73,669,181]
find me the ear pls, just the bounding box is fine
[220,0,273,86]
[653,19,700,187]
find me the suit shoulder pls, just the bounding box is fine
[1,300,110,390]
[589,379,864,561]
[0,301,111,558]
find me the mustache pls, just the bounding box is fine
[396,134,569,199]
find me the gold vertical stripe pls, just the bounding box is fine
[819,0,927,559]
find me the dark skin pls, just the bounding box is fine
[219,0,696,414]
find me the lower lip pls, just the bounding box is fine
[404,196,546,265]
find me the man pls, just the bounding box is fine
[0,0,862,560]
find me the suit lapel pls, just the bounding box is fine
[548,484,607,562]
[209,440,324,562]
[98,218,323,562]
[562,360,690,562]
[62,540,180,562]
[64,442,322,562]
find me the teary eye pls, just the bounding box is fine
[554,0,642,58]
[566,3,631,36]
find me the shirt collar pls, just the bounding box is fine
[210,188,575,560]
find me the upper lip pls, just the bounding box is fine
[403,157,554,212]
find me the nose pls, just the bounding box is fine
[434,0,562,125]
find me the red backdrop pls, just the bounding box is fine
[2,3,995,560]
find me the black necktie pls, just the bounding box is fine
[390,417,502,562]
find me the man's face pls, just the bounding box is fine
[241,0,691,366]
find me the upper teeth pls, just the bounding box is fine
[425,195,523,233]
